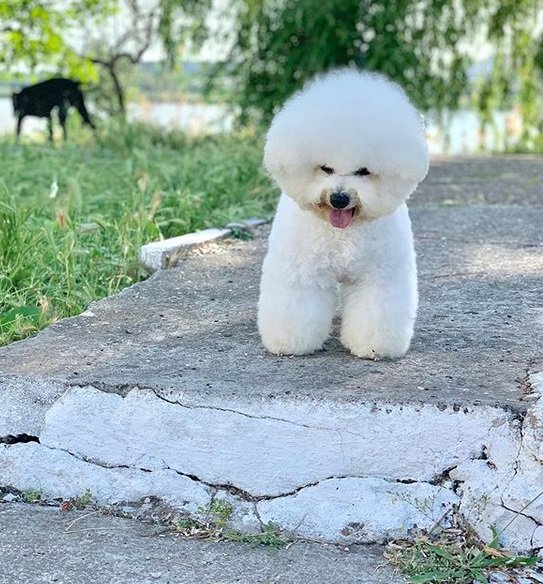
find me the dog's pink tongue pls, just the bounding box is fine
[329,208,354,228]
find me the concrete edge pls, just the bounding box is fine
[138,217,268,272]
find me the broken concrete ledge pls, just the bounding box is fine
[1,197,543,554]
[1,376,542,550]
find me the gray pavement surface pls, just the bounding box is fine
[414,155,543,206]
[1,158,542,411]
[0,504,401,584]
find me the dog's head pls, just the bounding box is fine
[264,70,429,228]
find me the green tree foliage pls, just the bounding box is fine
[0,0,114,79]
[220,0,542,132]
[0,0,210,89]
[159,0,212,66]
[478,0,543,146]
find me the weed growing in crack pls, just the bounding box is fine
[228,226,255,241]
[174,501,289,547]
[396,493,442,522]
[386,527,537,583]
[73,489,94,509]
[21,489,42,504]
[175,517,201,531]
[206,500,233,529]
[396,490,458,533]
[222,522,290,548]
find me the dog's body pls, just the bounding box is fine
[257,70,429,359]
[12,78,95,142]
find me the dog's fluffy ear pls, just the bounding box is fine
[263,135,287,179]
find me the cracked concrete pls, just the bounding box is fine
[1,157,543,552]
[449,373,543,551]
[37,386,518,495]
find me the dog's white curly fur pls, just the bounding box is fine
[257,69,429,359]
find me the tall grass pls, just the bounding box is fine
[0,121,276,345]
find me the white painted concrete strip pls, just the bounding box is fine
[138,218,268,272]
[0,442,210,516]
[139,228,230,272]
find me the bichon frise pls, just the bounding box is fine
[257,69,429,359]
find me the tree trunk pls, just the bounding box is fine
[108,61,126,116]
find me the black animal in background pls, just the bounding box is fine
[12,78,95,143]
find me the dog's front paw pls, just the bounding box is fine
[341,327,412,360]
[258,276,336,356]
[260,332,324,356]
[259,315,328,355]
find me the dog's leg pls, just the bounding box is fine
[47,115,54,144]
[15,115,23,143]
[72,89,95,130]
[340,209,418,359]
[340,277,417,359]
[340,258,417,360]
[58,104,68,141]
[258,267,336,355]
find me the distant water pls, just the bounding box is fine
[0,96,521,155]
[0,97,44,135]
[425,109,522,156]
[127,99,235,134]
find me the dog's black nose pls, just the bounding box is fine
[330,192,351,209]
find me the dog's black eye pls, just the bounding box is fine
[354,167,371,176]
[319,165,334,175]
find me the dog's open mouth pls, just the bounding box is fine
[328,207,355,229]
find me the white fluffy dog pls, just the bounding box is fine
[257,69,429,359]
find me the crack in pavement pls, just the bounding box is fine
[146,385,397,439]
[66,382,495,440]
[501,499,543,528]
[148,387,370,438]
[68,381,345,434]
[500,500,541,548]
[34,441,452,503]
[0,433,39,445]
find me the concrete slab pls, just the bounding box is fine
[0,504,401,584]
[1,157,542,552]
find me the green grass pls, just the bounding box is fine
[72,488,94,509]
[174,500,290,547]
[21,488,42,504]
[0,121,276,345]
[386,528,537,583]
